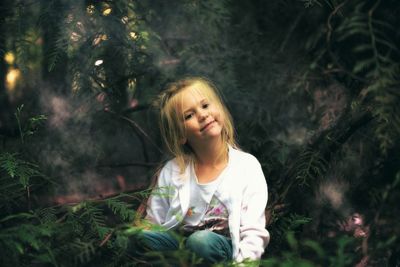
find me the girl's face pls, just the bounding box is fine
[178,85,224,148]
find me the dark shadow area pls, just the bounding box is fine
[0,0,399,266]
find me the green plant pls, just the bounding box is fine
[15,104,47,144]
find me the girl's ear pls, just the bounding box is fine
[179,137,187,145]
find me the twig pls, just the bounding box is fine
[280,11,304,52]
[367,0,382,77]
[99,231,114,247]
[326,0,347,42]
[103,109,163,154]
[119,114,163,154]
[26,185,31,211]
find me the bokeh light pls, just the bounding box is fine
[6,68,21,91]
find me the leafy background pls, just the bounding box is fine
[0,0,399,266]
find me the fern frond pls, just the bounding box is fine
[0,153,19,178]
[80,203,110,239]
[367,83,400,154]
[292,149,328,185]
[0,212,35,223]
[0,152,43,188]
[15,38,30,72]
[0,176,26,211]
[34,207,58,225]
[0,151,53,215]
[106,198,136,222]
[71,239,96,264]
[301,0,323,8]
[352,58,375,74]
[0,223,53,254]
[352,43,372,53]
[47,33,68,72]
[270,213,312,246]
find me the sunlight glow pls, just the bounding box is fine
[70,32,81,42]
[121,16,129,24]
[94,60,103,66]
[128,78,136,89]
[6,68,21,91]
[93,34,108,46]
[102,8,112,16]
[129,32,138,40]
[87,4,95,15]
[66,14,74,23]
[4,52,15,64]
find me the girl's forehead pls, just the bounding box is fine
[182,85,209,100]
[176,84,212,104]
[174,88,203,112]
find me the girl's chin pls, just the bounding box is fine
[187,131,222,146]
[203,125,222,135]
[204,130,223,141]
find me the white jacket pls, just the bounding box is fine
[146,147,270,262]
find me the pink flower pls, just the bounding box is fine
[352,213,363,226]
[213,206,223,215]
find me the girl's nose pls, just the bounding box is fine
[198,110,208,121]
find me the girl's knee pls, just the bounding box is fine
[129,230,179,253]
[185,230,232,263]
[185,230,213,249]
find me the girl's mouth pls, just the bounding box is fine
[200,120,216,132]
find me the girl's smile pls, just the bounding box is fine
[200,120,216,132]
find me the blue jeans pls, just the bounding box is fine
[129,230,233,265]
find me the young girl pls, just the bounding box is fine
[134,77,269,264]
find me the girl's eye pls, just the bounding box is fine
[202,103,209,109]
[184,113,193,120]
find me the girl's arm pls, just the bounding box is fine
[237,159,270,262]
[145,163,173,225]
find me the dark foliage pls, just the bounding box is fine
[0,0,399,266]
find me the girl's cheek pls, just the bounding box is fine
[211,108,218,118]
[215,112,224,123]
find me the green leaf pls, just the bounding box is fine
[0,153,18,178]
[0,212,35,223]
[352,58,375,73]
[106,198,135,222]
[286,231,298,251]
[303,239,325,258]
[352,44,372,53]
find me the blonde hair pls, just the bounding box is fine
[155,77,238,174]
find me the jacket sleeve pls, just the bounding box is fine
[236,159,270,262]
[145,163,174,225]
